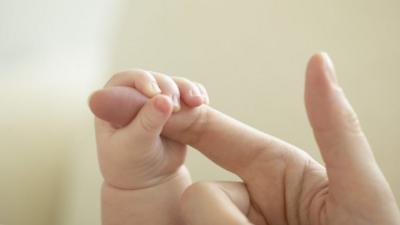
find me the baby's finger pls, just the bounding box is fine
[151,72,181,112]
[172,77,207,107]
[125,94,173,139]
[106,69,161,97]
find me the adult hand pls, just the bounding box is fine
[178,53,400,225]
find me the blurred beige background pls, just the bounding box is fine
[1,0,399,224]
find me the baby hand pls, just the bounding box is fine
[90,69,209,189]
[89,70,210,224]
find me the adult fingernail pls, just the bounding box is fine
[320,52,338,84]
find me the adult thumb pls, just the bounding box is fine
[304,53,390,194]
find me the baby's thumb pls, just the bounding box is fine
[123,94,173,139]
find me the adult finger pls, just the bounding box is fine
[304,52,394,198]
[305,53,374,172]
[164,106,292,178]
[91,72,296,176]
[90,87,293,177]
[180,181,257,225]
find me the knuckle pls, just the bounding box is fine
[335,91,363,134]
[342,109,362,134]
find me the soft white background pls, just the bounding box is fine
[1,1,399,224]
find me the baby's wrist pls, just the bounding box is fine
[101,166,191,225]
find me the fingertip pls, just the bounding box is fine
[306,53,325,82]
[305,52,339,111]
[172,95,181,112]
[184,86,204,106]
[307,52,329,66]
[306,52,337,85]
[305,52,340,132]
[184,83,209,107]
[87,90,96,107]
[196,83,210,105]
[88,89,105,115]
[125,94,173,135]
[189,95,205,106]
[153,94,174,115]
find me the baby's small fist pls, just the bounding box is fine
[89,70,210,189]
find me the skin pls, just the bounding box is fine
[89,53,400,225]
[90,70,209,224]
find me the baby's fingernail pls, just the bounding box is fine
[172,95,181,112]
[204,95,210,104]
[196,85,208,103]
[148,82,161,96]
[189,87,202,97]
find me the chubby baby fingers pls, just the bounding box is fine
[172,77,209,107]
[105,69,209,111]
[150,72,182,112]
[106,69,162,97]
